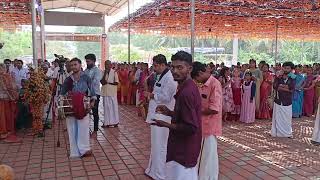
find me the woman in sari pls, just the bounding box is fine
[257,63,273,119]
[137,63,149,118]
[118,64,129,104]
[292,65,305,118]
[127,65,136,105]
[303,67,316,117]
[0,64,19,142]
[249,59,263,114]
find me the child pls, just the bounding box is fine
[240,71,256,124]
[16,79,32,130]
[231,68,242,121]
[0,164,14,180]
[218,67,235,121]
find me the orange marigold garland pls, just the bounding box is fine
[25,69,51,136]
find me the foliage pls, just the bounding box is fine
[0,31,32,62]
[1,28,320,66]
[46,41,76,60]
[110,45,143,62]
[278,41,316,64]
[74,27,102,61]
[239,49,274,64]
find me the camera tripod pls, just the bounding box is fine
[43,64,68,147]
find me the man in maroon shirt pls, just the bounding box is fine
[152,51,202,180]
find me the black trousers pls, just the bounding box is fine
[92,95,100,132]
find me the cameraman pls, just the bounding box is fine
[84,54,102,138]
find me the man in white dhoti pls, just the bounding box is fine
[312,97,320,145]
[100,60,120,128]
[152,51,202,180]
[192,62,222,180]
[271,61,295,138]
[144,54,177,180]
[60,58,96,158]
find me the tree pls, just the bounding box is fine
[45,41,76,60]
[74,27,102,61]
[110,45,142,62]
[0,31,32,62]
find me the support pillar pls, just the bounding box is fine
[275,22,279,65]
[31,0,38,68]
[190,0,195,62]
[40,8,45,62]
[232,35,238,65]
[101,14,106,70]
[128,0,131,63]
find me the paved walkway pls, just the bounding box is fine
[1,105,320,180]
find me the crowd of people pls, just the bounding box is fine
[1,51,320,180]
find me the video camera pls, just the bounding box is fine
[54,54,68,72]
[54,54,68,66]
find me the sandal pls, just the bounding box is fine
[81,150,92,158]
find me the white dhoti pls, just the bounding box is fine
[197,135,219,180]
[312,105,320,143]
[103,96,119,125]
[145,125,170,180]
[271,103,293,137]
[166,161,198,180]
[66,115,91,158]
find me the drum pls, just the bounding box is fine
[57,95,91,119]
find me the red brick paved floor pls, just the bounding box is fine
[1,105,320,180]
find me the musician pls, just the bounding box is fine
[61,58,96,158]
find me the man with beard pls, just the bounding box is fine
[271,61,295,138]
[84,54,102,138]
[152,51,202,180]
[61,58,96,158]
[144,54,177,180]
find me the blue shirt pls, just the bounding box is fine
[61,72,97,99]
[84,66,102,96]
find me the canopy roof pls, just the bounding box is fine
[0,0,31,29]
[109,0,320,40]
[42,0,127,15]
[0,0,129,29]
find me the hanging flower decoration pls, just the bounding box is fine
[25,68,51,136]
[109,0,320,40]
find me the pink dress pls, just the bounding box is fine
[231,77,242,115]
[222,77,235,113]
[240,81,256,123]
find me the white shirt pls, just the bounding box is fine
[11,67,29,89]
[101,69,119,97]
[51,67,59,79]
[146,69,177,123]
